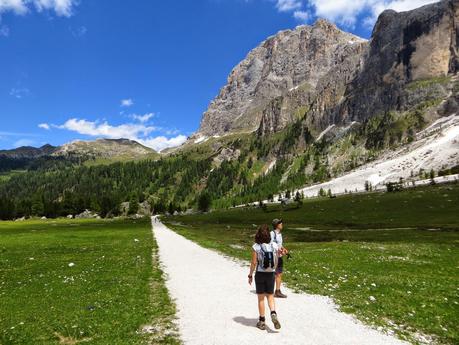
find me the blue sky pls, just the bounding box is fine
[0,0,438,151]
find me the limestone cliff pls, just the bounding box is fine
[195,19,366,137]
[196,0,459,139]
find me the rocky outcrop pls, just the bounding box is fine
[258,39,366,135]
[339,0,459,125]
[196,19,366,137]
[196,0,459,139]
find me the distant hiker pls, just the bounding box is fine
[271,219,288,298]
[248,224,282,331]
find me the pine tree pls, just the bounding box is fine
[197,192,211,212]
[128,195,139,215]
[168,202,174,215]
[430,169,436,185]
[318,188,325,197]
[31,195,44,216]
[294,191,303,207]
[365,180,371,192]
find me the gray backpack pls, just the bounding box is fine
[256,243,278,273]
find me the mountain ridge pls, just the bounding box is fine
[0,138,157,160]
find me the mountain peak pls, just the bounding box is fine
[195,20,365,137]
[313,18,337,30]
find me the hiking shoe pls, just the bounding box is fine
[271,313,281,330]
[256,320,266,330]
[275,290,287,298]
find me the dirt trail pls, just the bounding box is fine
[152,217,407,345]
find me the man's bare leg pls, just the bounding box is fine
[275,273,282,291]
[275,273,287,298]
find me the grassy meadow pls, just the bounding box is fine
[0,218,179,345]
[164,183,459,344]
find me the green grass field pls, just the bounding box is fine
[165,183,459,344]
[0,218,179,345]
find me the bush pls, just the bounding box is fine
[197,192,212,212]
[386,182,404,193]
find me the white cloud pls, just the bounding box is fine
[293,10,310,22]
[365,0,440,26]
[164,128,181,136]
[130,112,154,123]
[121,98,134,107]
[374,0,439,13]
[140,135,187,152]
[70,25,87,38]
[276,0,302,12]
[0,25,10,36]
[14,138,35,147]
[55,117,186,151]
[0,0,28,15]
[0,130,40,137]
[57,118,156,139]
[9,87,30,99]
[309,0,368,27]
[0,0,77,17]
[33,0,75,17]
[308,0,439,28]
[38,123,50,130]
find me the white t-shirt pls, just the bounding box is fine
[271,230,283,249]
[252,242,279,272]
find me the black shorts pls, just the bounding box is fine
[276,257,284,274]
[255,272,275,294]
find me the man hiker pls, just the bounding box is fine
[271,219,288,298]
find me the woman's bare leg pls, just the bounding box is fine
[267,293,281,329]
[267,293,276,312]
[257,294,266,317]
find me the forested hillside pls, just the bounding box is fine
[0,98,451,220]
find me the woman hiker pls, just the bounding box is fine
[271,218,289,298]
[248,224,282,330]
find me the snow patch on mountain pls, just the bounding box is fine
[298,114,459,197]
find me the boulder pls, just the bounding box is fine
[76,209,97,219]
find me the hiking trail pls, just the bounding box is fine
[152,217,407,345]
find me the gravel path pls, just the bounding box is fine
[152,217,408,345]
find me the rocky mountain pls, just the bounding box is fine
[0,139,156,162]
[0,144,57,159]
[194,19,366,138]
[54,138,156,160]
[195,0,458,140]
